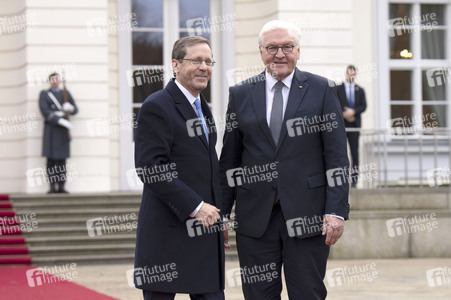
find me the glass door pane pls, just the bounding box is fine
[388,3,413,59]
[422,69,447,101]
[390,70,412,100]
[179,0,212,102]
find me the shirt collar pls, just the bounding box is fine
[174,79,199,106]
[265,70,295,90]
[344,81,355,88]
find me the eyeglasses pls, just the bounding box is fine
[263,44,297,55]
[180,58,215,67]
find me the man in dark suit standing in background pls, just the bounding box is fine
[220,20,349,299]
[337,65,367,187]
[133,36,225,300]
[39,72,78,193]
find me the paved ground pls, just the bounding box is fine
[71,258,451,299]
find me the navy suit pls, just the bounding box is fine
[337,83,367,183]
[220,68,349,299]
[336,83,367,128]
[134,79,224,297]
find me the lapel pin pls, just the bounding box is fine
[299,85,303,88]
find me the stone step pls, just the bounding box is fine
[31,252,238,265]
[350,188,451,210]
[25,234,137,246]
[10,190,451,263]
[8,193,242,265]
[12,199,140,209]
[29,243,136,256]
[0,254,32,265]
[14,216,123,227]
[16,208,139,219]
[19,216,139,228]
[23,226,136,236]
[32,253,136,265]
[25,233,237,246]
[30,250,238,265]
[22,226,237,244]
[10,192,141,202]
[349,209,451,219]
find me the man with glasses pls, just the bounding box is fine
[134,36,225,300]
[220,20,349,299]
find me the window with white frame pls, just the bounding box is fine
[130,0,212,134]
[386,1,449,133]
[118,0,231,190]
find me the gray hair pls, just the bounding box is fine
[258,20,301,46]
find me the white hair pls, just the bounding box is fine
[258,20,301,46]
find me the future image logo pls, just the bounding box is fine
[386,213,438,238]
[226,163,278,188]
[426,267,451,287]
[326,263,378,287]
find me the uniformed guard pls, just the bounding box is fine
[38,72,78,193]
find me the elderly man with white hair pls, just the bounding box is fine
[220,20,350,299]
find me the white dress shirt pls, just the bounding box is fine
[175,79,200,114]
[265,70,294,126]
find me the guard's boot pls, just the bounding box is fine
[47,183,57,194]
[58,182,68,194]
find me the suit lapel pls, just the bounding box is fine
[276,68,309,152]
[200,95,216,149]
[167,80,209,150]
[354,85,361,106]
[251,72,276,149]
[338,84,347,107]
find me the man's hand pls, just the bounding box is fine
[223,220,231,249]
[57,118,73,129]
[343,107,356,123]
[194,202,220,228]
[322,215,344,246]
[54,111,65,117]
[63,102,75,113]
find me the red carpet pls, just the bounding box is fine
[0,237,25,245]
[0,257,31,264]
[0,203,12,208]
[0,211,15,217]
[0,194,32,265]
[0,266,118,299]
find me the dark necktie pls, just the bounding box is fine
[270,81,284,144]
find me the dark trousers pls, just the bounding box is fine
[46,158,66,189]
[142,290,224,300]
[346,131,360,185]
[236,204,329,300]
